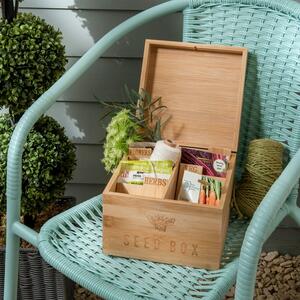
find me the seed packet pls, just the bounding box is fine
[117,160,173,185]
[198,176,223,207]
[178,170,202,203]
[181,147,229,177]
[176,164,203,198]
[127,147,153,160]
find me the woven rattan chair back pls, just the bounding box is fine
[183,0,300,179]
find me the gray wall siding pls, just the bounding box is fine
[22,9,181,57]
[20,1,167,10]
[19,1,182,201]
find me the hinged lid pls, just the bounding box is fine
[139,40,248,152]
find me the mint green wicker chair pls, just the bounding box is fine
[4,0,300,299]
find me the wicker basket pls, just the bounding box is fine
[0,247,74,300]
[0,197,76,299]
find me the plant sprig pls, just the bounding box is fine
[99,86,168,142]
[99,86,169,172]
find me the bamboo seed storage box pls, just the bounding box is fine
[103,40,247,269]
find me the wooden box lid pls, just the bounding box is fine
[139,40,248,152]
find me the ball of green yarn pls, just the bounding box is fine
[235,139,284,218]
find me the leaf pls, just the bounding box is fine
[160,114,172,128]
[124,84,135,105]
[128,102,139,111]
[99,109,114,122]
[141,89,152,106]
[146,96,162,109]
[98,99,127,111]
[150,105,167,122]
[153,119,162,141]
[130,88,141,101]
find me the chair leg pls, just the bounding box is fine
[290,207,300,226]
[4,226,20,300]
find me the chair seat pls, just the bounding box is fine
[38,196,249,300]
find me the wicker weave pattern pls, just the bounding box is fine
[183,0,300,177]
[40,196,248,299]
[0,248,72,300]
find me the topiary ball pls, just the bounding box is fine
[0,13,67,117]
[0,114,76,216]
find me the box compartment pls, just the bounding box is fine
[115,153,180,199]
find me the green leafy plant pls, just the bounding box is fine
[100,87,169,172]
[0,114,76,218]
[0,6,75,223]
[0,1,76,246]
[0,13,67,119]
[126,87,168,141]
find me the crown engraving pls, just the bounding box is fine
[147,214,175,232]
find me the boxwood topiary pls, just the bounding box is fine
[0,113,76,217]
[0,13,67,119]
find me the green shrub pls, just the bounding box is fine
[0,13,67,118]
[0,114,76,216]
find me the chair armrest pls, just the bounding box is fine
[235,148,300,299]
